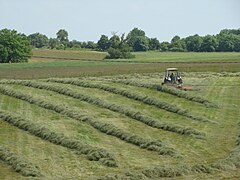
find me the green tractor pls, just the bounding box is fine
[162,68,183,85]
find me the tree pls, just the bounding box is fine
[216,32,240,52]
[148,38,160,50]
[0,29,32,63]
[28,33,49,48]
[56,29,69,42]
[159,42,170,51]
[220,29,240,35]
[132,36,149,51]
[169,36,186,52]
[171,35,181,43]
[68,40,82,49]
[185,34,203,52]
[56,29,69,49]
[126,28,149,51]
[109,35,121,48]
[85,41,97,49]
[200,35,218,52]
[97,35,110,51]
[106,34,134,59]
[48,38,60,49]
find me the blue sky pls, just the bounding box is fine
[0,0,239,42]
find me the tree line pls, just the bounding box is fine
[27,28,240,59]
[0,27,240,63]
[27,28,240,53]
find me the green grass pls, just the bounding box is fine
[31,48,107,61]
[0,49,240,179]
[0,72,240,179]
[131,51,240,62]
[0,49,239,79]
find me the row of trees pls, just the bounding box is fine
[162,29,240,52]
[28,28,240,54]
[28,29,97,50]
[97,28,240,53]
[0,27,240,63]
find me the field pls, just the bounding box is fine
[0,49,240,179]
[0,49,239,79]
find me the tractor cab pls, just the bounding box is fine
[162,68,183,85]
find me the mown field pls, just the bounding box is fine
[0,70,240,179]
[0,49,240,179]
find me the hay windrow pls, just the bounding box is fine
[101,78,218,108]
[96,122,240,179]
[0,79,205,138]
[0,145,42,177]
[0,85,178,157]
[47,78,212,123]
[0,110,116,167]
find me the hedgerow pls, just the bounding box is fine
[0,85,177,157]
[47,78,211,123]
[0,80,205,138]
[103,79,218,108]
[0,110,116,167]
[0,145,42,177]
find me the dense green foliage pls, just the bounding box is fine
[19,27,240,60]
[105,34,135,59]
[98,28,240,53]
[28,33,49,48]
[163,29,240,52]
[0,29,32,63]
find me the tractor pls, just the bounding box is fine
[162,68,183,85]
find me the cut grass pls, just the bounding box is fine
[0,71,239,179]
[47,78,211,123]
[0,79,205,138]
[0,109,117,167]
[0,145,42,177]
[101,78,218,108]
[0,85,178,157]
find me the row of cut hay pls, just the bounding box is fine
[0,85,178,157]
[0,80,205,138]
[98,123,240,179]
[96,164,211,179]
[212,123,240,170]
[0,145,42,177]
[156,86,218,108]
[0,110,116,167]
[47,78,212,123]
[102,78,218,108]
[98,159,239,179]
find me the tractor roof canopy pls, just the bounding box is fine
[166,68,178,71]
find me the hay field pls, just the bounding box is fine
[0,71,239,179]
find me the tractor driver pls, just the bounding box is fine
[170,73,175,83]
